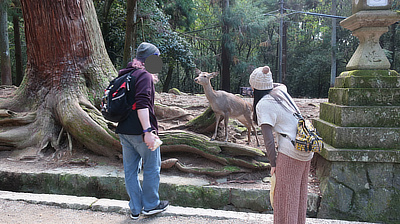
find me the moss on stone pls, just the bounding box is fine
[339,70,398,77]
[223,165,241,172]
[328,88,400,106]
[168,88,182,95]
[185,106,215,132]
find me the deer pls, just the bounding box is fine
[194,69,260,146]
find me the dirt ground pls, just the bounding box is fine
[155,92,327,195]
[0,88,327,195]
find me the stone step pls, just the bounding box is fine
[319,103,400,127]
[334,70,400,88]
[328,87,400,106]
[313,118,400,149]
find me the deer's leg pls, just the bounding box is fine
[211,114,221,141]
[223,114,229,142]
[246,125,252,145]
[241,116,260,146]
[252,124,260,147]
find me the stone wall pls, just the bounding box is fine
[314,147,400,223]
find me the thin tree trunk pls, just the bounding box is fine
[101,0,114,52]
[389,23,397,70]
[0,0,12,85]
[122,0,138,67]
[12,0,23,86]
[221,0,230,92]
[163,62,174,92]
[282,21,287,84]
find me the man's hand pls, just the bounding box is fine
[143,131,160,150]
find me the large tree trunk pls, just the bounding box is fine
[0,0,121,160]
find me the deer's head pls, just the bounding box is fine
[194,69,219,86]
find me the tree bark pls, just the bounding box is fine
[0,0,120,160]
[0,0,12,85]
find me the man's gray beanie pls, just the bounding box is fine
[136,42,160,62]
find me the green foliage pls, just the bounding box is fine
[136,0,196,92]
[287,44,331,97]
[8,0,391,99]
[94,0,126,68]
[160,0,197,31]
[184,0,357,97]
[4,0,400,98]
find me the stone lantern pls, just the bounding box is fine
[341,0,397,70]
[313,1,400,222]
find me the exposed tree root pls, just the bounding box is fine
[0,91,122,161]
[158,130,270,176]
[160,158,251,177]
[0,110,36,126]
[55,96,122,158]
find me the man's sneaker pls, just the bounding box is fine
[142,201,169,216]
[130,213,139,220]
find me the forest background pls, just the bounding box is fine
[1,0,400,98]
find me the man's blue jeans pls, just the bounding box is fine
[119,134,161,215]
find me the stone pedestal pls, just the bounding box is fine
[313,68,400,222]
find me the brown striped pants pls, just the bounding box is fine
[273,153,311,224]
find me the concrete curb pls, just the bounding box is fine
[0,190,272,222]
[0,190,374,223]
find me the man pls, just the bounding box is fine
[116,42,168,220]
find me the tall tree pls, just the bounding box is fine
[0,0,120,160]
[0,0,12,85]
[100,0,114,37]
[122,0,138,67]
[12,0,23,86]
[220,0,231,92]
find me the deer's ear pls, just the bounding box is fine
[195,68,201,75]
[211,72,219,77]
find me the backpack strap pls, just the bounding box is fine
[275,90,301,146]
[278,90,304,120]
[125,68,139,92]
